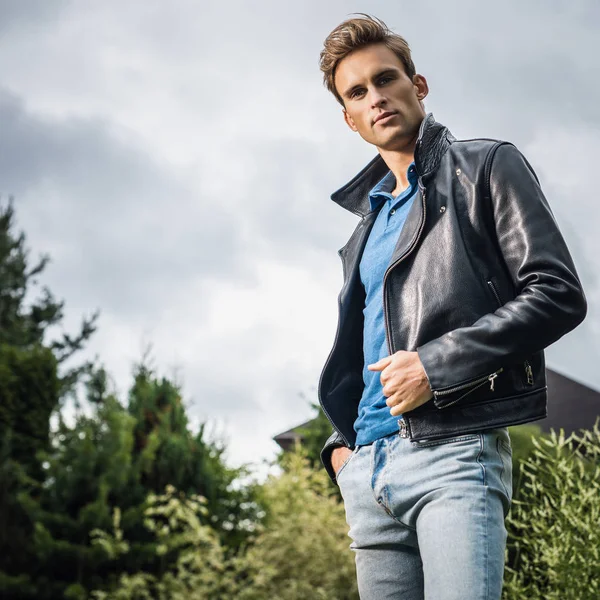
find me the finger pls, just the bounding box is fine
[390,402,405,417]
[379,364,395,385]
[382,381,397,398]
[368,355,393,371]
[385,391,402,407]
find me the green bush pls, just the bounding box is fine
[91,453,358,599]
[90,485,233,600]
[503,422,600,599]
[236,452,358,600]
[506,423,543,496]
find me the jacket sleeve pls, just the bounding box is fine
[320,429,348,484]
[417,142,587,396]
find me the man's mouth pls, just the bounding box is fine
[373,111,397,126]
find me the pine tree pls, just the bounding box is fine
[0,200,98,598]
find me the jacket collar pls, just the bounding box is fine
[330,113,455,217]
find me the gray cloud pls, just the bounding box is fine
[0,89,249,322]
[0,0,68,36]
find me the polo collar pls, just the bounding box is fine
[331,113,455,217]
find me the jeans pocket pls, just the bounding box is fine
[335,446,358,482]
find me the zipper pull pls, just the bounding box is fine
[525,361,534,385]
[489,372,499,391]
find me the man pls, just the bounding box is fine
[317,14,587,600]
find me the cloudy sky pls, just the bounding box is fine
[1,0,598,472]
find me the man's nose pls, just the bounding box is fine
[369,88,387,108]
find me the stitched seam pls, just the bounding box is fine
[378,500,416,531]
[497,438,513,512]
[484,141,508,202]
[484,486,489,599]
[476,433,486,487]
[369,440,377,491]
[475,433,489,598]
[370,438,415,531]
[496,438,509,500]
[382,441,392,515]
[336,446,357,482]
[337,453,352,479]
[499,439,512,455]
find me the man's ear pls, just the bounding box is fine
[343,109,358,132]
[413,74,429,102]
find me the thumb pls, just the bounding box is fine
[368,355,393,371]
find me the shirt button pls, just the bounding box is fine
[389,209,396,215]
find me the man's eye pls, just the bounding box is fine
[379,77,392,85]
[350,89,365,99]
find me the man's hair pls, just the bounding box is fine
[319,14,416,106]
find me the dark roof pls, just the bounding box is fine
[273,419,315,451]
[538,368,600,436]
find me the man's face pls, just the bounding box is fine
[334,43,428,152]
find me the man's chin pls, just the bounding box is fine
[377,132,413,152]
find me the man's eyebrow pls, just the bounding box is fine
[342,68,400,99]
[373,68,399,80]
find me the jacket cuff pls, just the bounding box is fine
[320,430,348,484]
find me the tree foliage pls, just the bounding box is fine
[503,422,600,599]
[22,364,259,599]
[92,452,358,600]
[0,201,97,393]
[237,451,358,600]
[90,486,233,600]
[0,201,257,598]
[0,200,96,598]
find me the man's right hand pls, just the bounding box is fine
[332,446,354,477]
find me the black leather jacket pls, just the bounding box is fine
[319,114,587,483]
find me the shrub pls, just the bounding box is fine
[236,452,358,600]
[90,486,233,600]
[91,453,358,599]
[503,422,600,599]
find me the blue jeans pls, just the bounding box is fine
[336,428,513,600]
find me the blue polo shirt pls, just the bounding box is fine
[354,163,419,445]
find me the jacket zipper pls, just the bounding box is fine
[434,368,504,409]
[487,279,502,307]
[488,279,534,386]
[383,183,428,356]
[524,359,534,385]
[381,183,427,440]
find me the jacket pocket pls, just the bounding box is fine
[411,433,479,448]
[487,278,503,307]
[433,368,504,409]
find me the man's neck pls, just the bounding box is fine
[378,134,419,196]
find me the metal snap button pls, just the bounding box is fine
[440,206,446,213]
[398,418,409,438]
